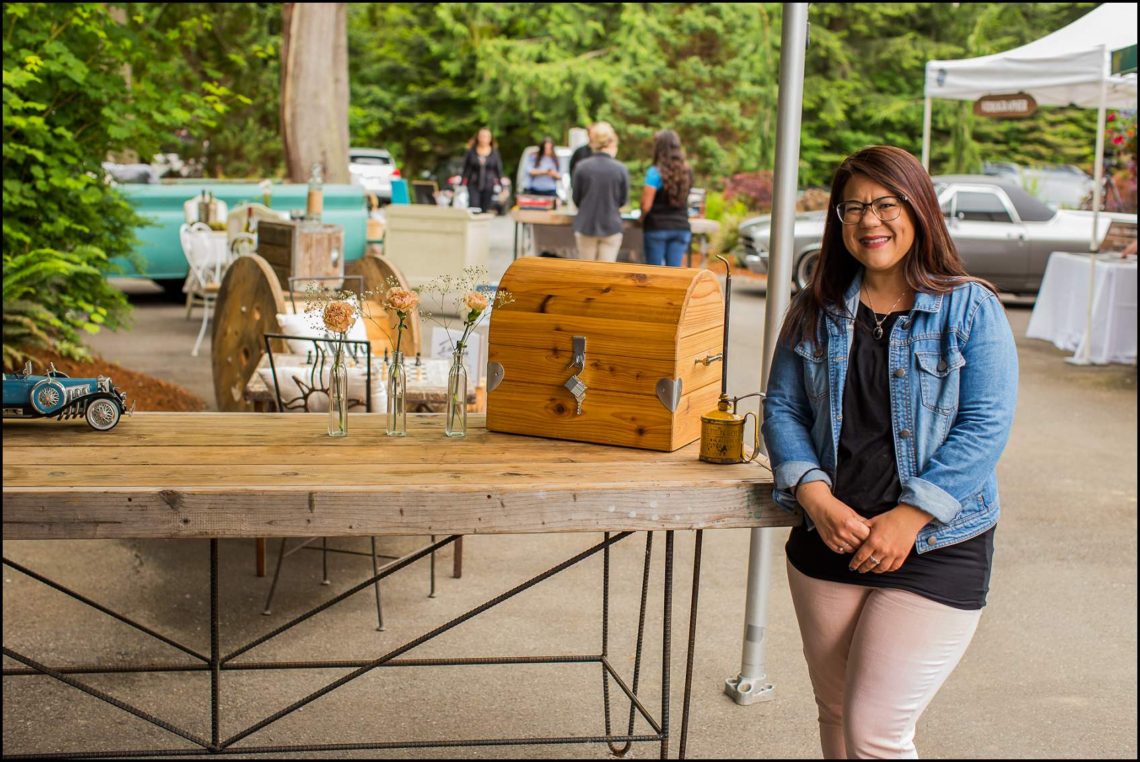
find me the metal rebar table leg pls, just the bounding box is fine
[661,531,674,759]
[679,530,703,760]
[370,537,385,631]
[210,539,221,751]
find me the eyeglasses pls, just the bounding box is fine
[835,195,908,225]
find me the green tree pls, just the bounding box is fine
[2,2,242,365]
[135,2,284,179]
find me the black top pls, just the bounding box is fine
[569,144,594,183]
[785,301,995,610]
[643,166,692,232]
[461,148,503,192]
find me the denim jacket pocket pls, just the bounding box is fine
[916,349,965,414]
[793,341,829,401]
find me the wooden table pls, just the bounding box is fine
[2,413,794,759]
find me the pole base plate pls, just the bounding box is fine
[724,673,776,705]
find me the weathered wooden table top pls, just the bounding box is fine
[2,413,792,541]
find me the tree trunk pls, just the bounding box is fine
[281,2,350,183]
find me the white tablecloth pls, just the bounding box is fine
[1026,252,1137,365]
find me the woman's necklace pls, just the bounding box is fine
[861,283,909,340]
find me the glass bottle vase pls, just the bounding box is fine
[386,350,407,437]
[444,347,468,438]
[327,343,349,438]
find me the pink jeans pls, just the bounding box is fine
[786,561,983,759]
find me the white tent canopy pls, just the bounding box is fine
[921,3,1138,367]
[923,2,1137,109]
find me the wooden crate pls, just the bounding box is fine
[486,258,724,451]
[256,220,345,290]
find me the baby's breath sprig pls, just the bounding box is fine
[419,266,514,357]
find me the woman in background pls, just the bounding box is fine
[460,128,503,214]
[524,136,561,198]
[640,129,692,267]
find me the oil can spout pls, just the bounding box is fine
[716,255,732,397]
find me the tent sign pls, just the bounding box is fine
[973,93,1037,118]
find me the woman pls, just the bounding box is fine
[460,128,504,214]
[524,136,561,198]
[761,145,1018,759]
[571,121,629,262]
[640,129,692,267]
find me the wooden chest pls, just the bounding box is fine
[256,220,344,290]
[486,258,724,451]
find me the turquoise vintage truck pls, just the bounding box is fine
[113,181,370,297]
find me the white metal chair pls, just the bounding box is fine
[180,222,231,356]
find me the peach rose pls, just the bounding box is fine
[385,287,419,314]
[322,300,355,334]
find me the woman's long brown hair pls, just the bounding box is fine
[779,145,995,349]
[652,129,691,207]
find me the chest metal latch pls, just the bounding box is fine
[563,336,587,414]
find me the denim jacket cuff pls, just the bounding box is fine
[899,477,962,525]
[774,460,832,492]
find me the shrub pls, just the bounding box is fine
[2,3,243,366]
[724,170,775,212]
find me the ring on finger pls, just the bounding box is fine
[868,555,880,566]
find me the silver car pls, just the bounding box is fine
[740,174,1136,295]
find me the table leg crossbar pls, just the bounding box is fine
[3,529,704,759]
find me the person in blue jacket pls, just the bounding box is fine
[523,136,561,198]
[762,145,1018,759]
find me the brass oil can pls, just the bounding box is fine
[700,392,763,464]
[698,254,765,464]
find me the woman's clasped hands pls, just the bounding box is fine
[796,482,932,574]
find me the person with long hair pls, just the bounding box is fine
[762,145,1018,758]
[524,135,561,198]
[460,127,504,214]
[640,129,693,267]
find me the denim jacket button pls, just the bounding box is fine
[926,536,937,546]
[937,359,948,372]
[894,367,906,378]
[900,428,912,438]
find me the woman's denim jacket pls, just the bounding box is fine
[761,272,1018,552]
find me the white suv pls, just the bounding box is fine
[348,147,400,204]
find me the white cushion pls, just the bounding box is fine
[259,361,385,413]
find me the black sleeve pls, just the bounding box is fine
[492,150,504,183]
[460,150,475,186]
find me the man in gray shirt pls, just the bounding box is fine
[571,122,629,262]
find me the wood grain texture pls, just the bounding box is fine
[2,414,792,541]
[486,257,725,451]
[486,378,721,451]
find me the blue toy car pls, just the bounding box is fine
[2,362,133,431]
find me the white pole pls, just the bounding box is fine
[724,1,808,706]
[922,95,933,171]
[1068,48,1109,367]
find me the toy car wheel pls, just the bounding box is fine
[30,379,66,414]
[85,398,122,431]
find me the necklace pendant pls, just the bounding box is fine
[873,326,884,340]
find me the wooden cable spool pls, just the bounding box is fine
[211,254,288,412]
